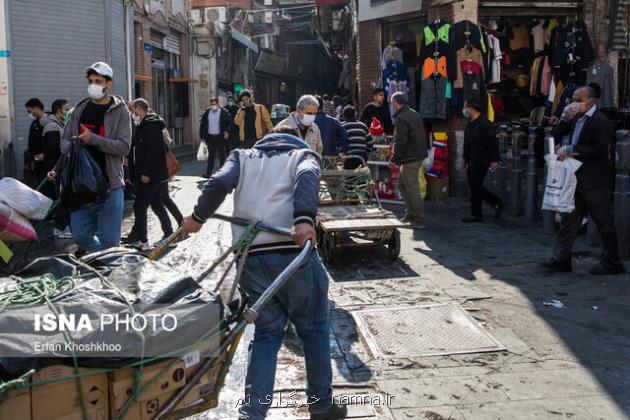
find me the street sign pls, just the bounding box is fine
[143,43,153,53]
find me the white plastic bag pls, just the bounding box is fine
[197,142,208,161]
[541,154,582,213]
[423,148,435,172]
[0,177,53,220]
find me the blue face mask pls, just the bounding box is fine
[462,108,471,118]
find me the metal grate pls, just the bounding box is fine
[352,304,505,358]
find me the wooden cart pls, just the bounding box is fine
[317,157,405,264]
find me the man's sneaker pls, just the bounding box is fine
[121,233,139,244]
[54,227,73,239]
[129,240,149,252]
[310,403,347,420]
[541,258,572,273]
[589,261,626,275]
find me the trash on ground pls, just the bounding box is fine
[543,300,565,309]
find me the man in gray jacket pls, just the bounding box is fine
[389,92,428,229]
[54,62,131,252]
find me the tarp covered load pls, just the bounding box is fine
[0,248,224,380]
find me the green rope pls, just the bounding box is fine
[0,369,35,404]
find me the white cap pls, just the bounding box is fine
[85,62,113,79]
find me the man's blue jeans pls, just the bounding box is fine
[237,251,333,419]
[70,188,124,252]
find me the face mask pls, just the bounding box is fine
[28,113,37,120]
[132,114,141,126]
[243,99,253,107]
[211,105,218,111]
[300,114,316,126]
[462,108,471,118]
[87,83,106,100]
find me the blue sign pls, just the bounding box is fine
[143,43,152,53]
[0,51,10,58]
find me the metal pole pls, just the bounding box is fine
[542,127,556,233]
[497,124,509,201]
[525,125,538,222]
[614,130,630,258]
[509,125,522,217]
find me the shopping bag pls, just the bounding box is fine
[166,149,181,177]
[541,154,582,213]
[197,142,209,161]
[0,177,53,220]
[60,143,110,212]
[418,164,427,199]
[0,202,37,243]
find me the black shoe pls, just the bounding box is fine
[589,261,626,275]
[495,201,505,219]
[310,403,347,420]
[121,234,139,244]
[462,217,483,223]
[201,173,210,178]
[541,258,572,272]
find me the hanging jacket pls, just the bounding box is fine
[420,74,447,120]
[552,20,594,85]
[419,23,451,68]
[448,20,486,82]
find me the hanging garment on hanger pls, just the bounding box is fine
[420,74,447,120]
[448,20,486,82]
[509,24,530,50]
[462,69,487,107]
[454,46,483,89]
[387,79,408,115]
[540,56,553,96]
[552,20,594,85]
[422,56,448,79]
[382,45,404,68]
[546,75,557,106]
[418,22,451,66]
[586,63,615,108]
[383,60,408,82]
[488,34,502,84]
[531,21,548,53]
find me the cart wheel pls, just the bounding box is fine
[321,232,336,264]
[387,229,401,259]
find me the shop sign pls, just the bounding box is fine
[358,0,422,22]
[255,51,286,76]
[233,83,245,95]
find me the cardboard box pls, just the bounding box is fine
[31,365,108,420]
[0,388,30,420]
[182,339,221,379]
[426,177,449,201]
[180,372,215,408]
[109,360,186,413]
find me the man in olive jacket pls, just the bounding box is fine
[390,92,427,229]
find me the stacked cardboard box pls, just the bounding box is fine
[0,387,31,420]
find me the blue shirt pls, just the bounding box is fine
[571,105,597,146]
[314,112,349,156]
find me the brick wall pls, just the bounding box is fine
[356,19,381,109]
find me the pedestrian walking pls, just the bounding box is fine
[56,62,131,253]
[322,94,336,117]
[315,95,348,157]
[25,98,46,187]
[181,132,346,420]
[277,95,323,155]
[461,99,504,223]
[360,88,394,135]
[542,85,625,275]
[340,106,372,169]
[125,98,172,251]
[41,99,73,238]
[234,90,273,148]
[199,97,231,177]
[389,92,427,229]
[224,94,240,153]
[160,128,183,227]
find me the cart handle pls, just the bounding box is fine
[153,239,313,419]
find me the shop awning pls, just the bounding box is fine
[229,28,259,54]
[168,77,198,83]
[135,74,153,82]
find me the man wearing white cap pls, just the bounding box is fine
[52,62,131,253]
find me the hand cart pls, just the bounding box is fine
[317,157,405,264]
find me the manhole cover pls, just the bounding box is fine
[352,304,505,358]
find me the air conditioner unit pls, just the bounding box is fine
[264,11,273,24]
[188,9,203,25]
[264,0,272,5]
[205,7,227,23]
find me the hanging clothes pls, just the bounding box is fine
[586,63,615,108]
[448,20,486,83]
[422,56,448,79]
[531,21,548,53]
[487,34,502,84]
[454,46,484,89]
[420,74,448,120]
[552,20,594,85]
[418,22,451,66]
[383,59,407,82]
[387,79,408,116]
[382,45,404,68]
[540,56,553,96]
[509,24,530,50]
[461,60,486,107]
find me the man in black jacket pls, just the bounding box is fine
[543,85,625,275]
[199,97,231,177]
[390,92,427,229]
[25,98,46,186]
[462,100,504,223]
[224,95,240,153]
[128,98,172,250]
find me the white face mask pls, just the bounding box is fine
[210,105,218,111]
[132,114,141,126]
[28,113,37,120]
[87,83,107,100]
[300,114,316,126]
